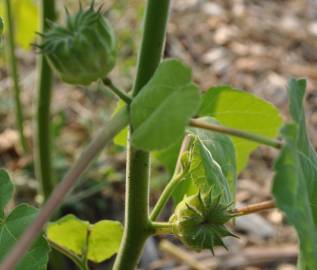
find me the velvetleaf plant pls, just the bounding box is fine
[0,1,317,270]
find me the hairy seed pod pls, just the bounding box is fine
[170,191,236,253]
[39,3,116,85]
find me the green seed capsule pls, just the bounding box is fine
[170,191,236,253]
[39,3,116,85]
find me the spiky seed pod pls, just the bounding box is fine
[38,3,116,85]
[169,191,236,254]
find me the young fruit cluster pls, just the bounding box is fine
[38,3,116,85]
[170,191,236,253]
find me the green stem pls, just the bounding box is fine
[151,222,173,235]
[190,119,283,149]
[35,0,56,200]
[102,78,132,104]
[4,0,28,152]
[150,135,192,221]
[150,172,184,221]
[113,1,171,269]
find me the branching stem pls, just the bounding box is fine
[113,1,171,269]
[190,119,283,149]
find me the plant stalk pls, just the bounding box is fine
[102,78,132,104]
[150,135,192,221]
[4,0,28,152]
[231,200,276,216]
[190,119,283,149]
[35,0,56,200]
[150,172,184,221]
[113,1,171,269]
[152,222,173,235]
[0,107,129,270]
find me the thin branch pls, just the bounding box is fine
[102,78,132,104]
[0,107,129,270]
[150,135,192,221]
[231,200,276,216]
[150,172,184,221]
[190,119,283,149]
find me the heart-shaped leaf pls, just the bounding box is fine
[47,215,123,264]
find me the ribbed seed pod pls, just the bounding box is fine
[38,3,116,85]
[170,190,236,253]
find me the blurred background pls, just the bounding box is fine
[1,0,317,269]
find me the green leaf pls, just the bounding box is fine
[88,220,123,263]
[173,118,236,205]
[199,86,282,172]
[47,215,89,256]
[0,169,13,219]
[0,0,39,49]
[131,59,201,151]
[47,215,123,264]
[154,138,183,174]
[189,117,237,199]
[0,169,50,270]
[272,79,317,270]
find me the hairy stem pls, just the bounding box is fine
[113,1,171,269]
[190,119,283,149]
[35,0,56,200]
[231,200,276,216]
[4,0,28,152]
[0,107,129,270]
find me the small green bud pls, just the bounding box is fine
[39,3,116,85]
[170,191,236,254]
